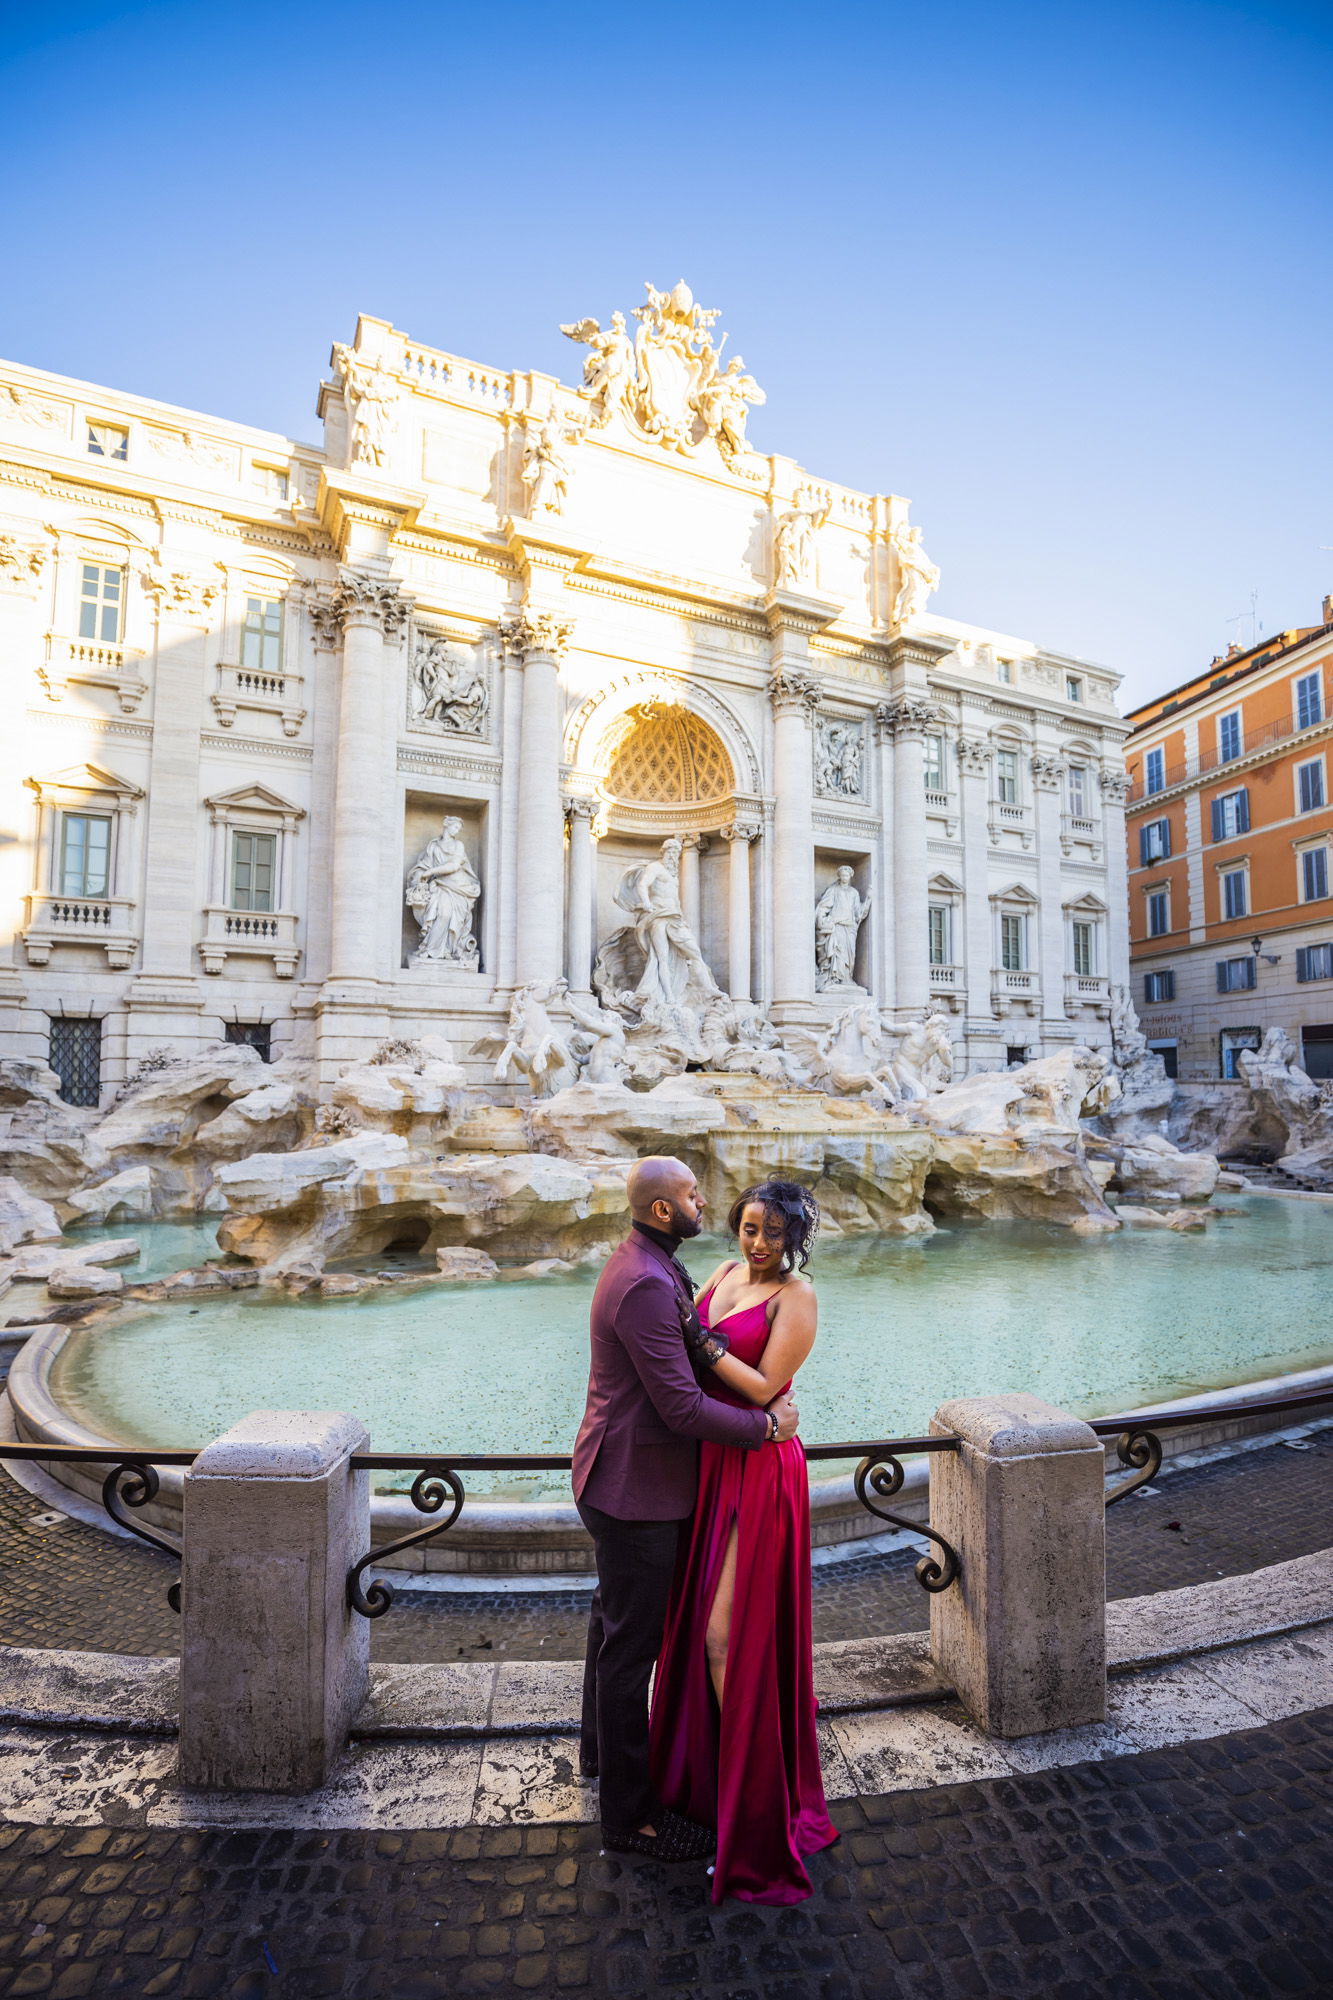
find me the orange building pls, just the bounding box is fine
[1124,603,1333,1080]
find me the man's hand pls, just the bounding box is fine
[678,1292,729,1369]
[768,1391,799,1442]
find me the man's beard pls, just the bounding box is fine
[665,1201,703,1241]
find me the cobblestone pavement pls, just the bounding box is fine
[2,1427,1329,1665]
[0,1705,1325,1997]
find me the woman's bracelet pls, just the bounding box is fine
[766,1410,779,1443]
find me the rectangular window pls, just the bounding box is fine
[1144,969,1175,1004]
[1072,921,1094,976]
[1298,761,1325,812]
[86,422,127,461]
[251,464,288,502]
[1222,868,1248,920]
[1147,890,1169,938]
[1152,1042,1180,1080]
[1302,847,1329,902]
[1000,913,1025,970]
[996,659,1012,684]
[1210,789,1250,840]
[225,1022,273,1062]
[230,830,277,912]
[1218,710,1242,762]
[996,749,1019,804]
[1220,1027,1261,1079]
[77,562,124,643]
[1296,944,1333,983]
[1067,765,1088,816]
[1144,747,1165,795]
[1139,818,1171,865]
[1297,670,1323,730]
[58,813,111,898]
[928,903,951,966]
[1216,957,1256,993]
[240,596,283,674]
[48,1017,102,1108]
[1065,675,1084,703]
[923,734,947,791]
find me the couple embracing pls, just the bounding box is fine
[572,1156,838,1905]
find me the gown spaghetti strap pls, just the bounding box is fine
[648,1280,838,1904]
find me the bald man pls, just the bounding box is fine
[572,1155,798,1860]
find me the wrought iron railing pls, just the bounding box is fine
[3,1380,1329,1620]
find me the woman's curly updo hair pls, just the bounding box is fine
[727,1180,820,1273]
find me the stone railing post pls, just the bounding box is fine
[179,1411,370,1792]
[929,1393,1105,1736]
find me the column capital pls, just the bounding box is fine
[769,666,820,718]
[957,735,991,776]
[563,795,600,826]
[333,568,413,638]
[876,696,941,742]
[500,608,575,662]
[1030,754,1066,793]
[721,819,761,844]
[1099,767,1131,804]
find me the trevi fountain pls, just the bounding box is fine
[1,284,1331,1572]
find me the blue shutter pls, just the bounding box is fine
[1139,825,1150,867]
[1215,962,1227,992]
[1236,789,1250,833]
[1211,799,1223,841]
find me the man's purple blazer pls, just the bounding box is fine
[572,1227,767,1520]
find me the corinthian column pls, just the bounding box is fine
[328,571,412,984]
[1032,754,1068,1037]
[564,797,598,994]
[957,732,993,1027]
[722,820,759,1000]
[769,668,819,1007]
[679,834,704,937]
[881,697,934,1017]
[502,609,573,987]
[1100,768,1131,990]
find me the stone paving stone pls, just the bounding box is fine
[0,1708,1324,1995]
[1,1424,1330,1663]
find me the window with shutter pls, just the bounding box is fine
[1298,761,1325,812]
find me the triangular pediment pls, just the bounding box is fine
[928,871,963,895]
[204,783,305,818]
[27,761,144,803]
[1063,891,1108,915]
[991,880,1039,905]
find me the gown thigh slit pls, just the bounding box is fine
[648,1283,838,1905]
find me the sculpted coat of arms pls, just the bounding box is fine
[561,280,765,463]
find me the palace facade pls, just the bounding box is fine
[0,291,1128,1104]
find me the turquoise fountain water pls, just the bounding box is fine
[46,1196,1333,1497]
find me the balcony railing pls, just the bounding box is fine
[38,634,148,714]
[211,661,307,738]
[991,966,1039,1015]
[198,905,300,978]
[1064,971,1110,1015]
[21,892,138,970]
[1129,707,1326,803]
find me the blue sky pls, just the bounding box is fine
[1,0,1329,708]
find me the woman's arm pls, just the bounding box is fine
[709,1282,817,1405]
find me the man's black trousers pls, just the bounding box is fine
[576,1500,685,1833]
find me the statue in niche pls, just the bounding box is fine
[890,520,941,626]
[559,311,635,426]
[331,345,399,470]
[814,719,864,799]
[411,637,489,736]
[405,817,481,968]
[773,491,830,591]
[520,417,578,516]
[473,979,576,1097]
[814,867,871,991]
[594,837,722,1017]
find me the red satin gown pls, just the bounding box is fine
[647,1277,838,1904]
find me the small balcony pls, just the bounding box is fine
[1064,971,1111,1018]
[211,662,306,738]
[990,967,1040,1017]
[38,635,147,715]
[22,893,138,970]
[929,962,966,1011]
[198,906,300,978]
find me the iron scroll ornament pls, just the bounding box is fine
[1103,1427,1163,1506]
[853,1453,960,1593]
[102,1462,183,1613]
[347,1465,466,1618]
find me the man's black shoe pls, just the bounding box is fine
[579,1757,599,1779]
[602,1809,714,1862]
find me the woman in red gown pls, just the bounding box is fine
[648,1180,838,1905]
